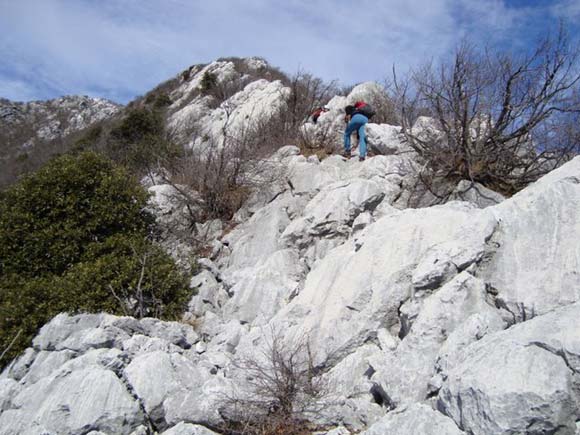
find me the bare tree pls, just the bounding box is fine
[395,27,580,201]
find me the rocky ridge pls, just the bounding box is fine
[0,95,120,150]
[1,60,579,434]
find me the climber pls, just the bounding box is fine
[343,105,369,161]
[310,105,329,124]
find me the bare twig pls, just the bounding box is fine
[0,329,23,363]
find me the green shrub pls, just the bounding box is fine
[145,92,172,109]
[72,124,104,153]
[200,71,218,93]
[0,151,151,277]
[110,108,164,145]
[0,152,190,368]
[106,107,181,175]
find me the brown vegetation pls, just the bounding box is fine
[394,27,580,202]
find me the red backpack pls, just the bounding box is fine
[354,101,375,119]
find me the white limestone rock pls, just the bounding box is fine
[437,302,580,435]
[123,351,227,429]
[137,318,199,349]
[352,211,373,232]
[281,179,385,250]
[195,219,223,243]
[450,180,505,208]
[433,311,506,376]
[411,116,444,143]
[193,79,289,150]
[361,403,464,435]
[188,270,228,317]
[122,334,184,356]
[222,249,306,324]
[207,319,247,354]
[286,157,343,196]
[32,313,122,352]
[364,123,410,156]
[316,344,386,430]
[0,348,37,381]
[220,192,297,271]
[411,238,489,290]
[20,349,76,385]
[481,156,580,321]
[271,201,498,369]
[370,273,503,405]
[170,61,238,110]
[161,422,220,435]
[0,378,18,412]
[0,368,144,434]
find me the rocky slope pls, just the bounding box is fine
[0,95,120,145]
[1,59,579,434]
[0,95,121,185]
[2,146,579,433]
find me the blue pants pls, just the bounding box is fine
[344,114,369,157]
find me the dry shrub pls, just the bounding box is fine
[394,28,580,203]
[220,328,330,435]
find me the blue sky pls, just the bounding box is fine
[1,0,579,104]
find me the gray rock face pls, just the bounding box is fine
[222,249,306,324]
[481,156,580,321]
[364,123,411,156]
[361,403,465,435]
[370,272,505,405]
[450,180,505,208]
[0,313,227,435]
[124,351,227,429]
[4,124,580,434]
[281,178,385,265]
[268,202,498,368]
[161,422,220,435]
[437,302,580,435]
[0,367,143,435]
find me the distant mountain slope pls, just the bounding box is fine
[0,95,121,186]
[0,57,292,187]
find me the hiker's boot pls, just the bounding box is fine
[359,156,366,162]
[342,150,351,159]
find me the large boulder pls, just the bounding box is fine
[364,123,410,156]
[222,249,306,325]
[124,351,227,430]
[281,179,385,253]
[247,201,498,368]
[437,302,580,435]
[480,156,580,321]
[0,313,227,435]
[0,367,145,435]
[369,272,505,405]
[361,403,465,435]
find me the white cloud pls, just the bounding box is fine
[552,0,580,19]
[0,0,568,103]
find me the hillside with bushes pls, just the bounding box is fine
[1,43,580,435]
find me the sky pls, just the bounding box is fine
[1,0,579,104]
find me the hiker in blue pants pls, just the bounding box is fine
[343,105,368,161]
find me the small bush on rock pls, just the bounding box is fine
[221,329,329,435]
